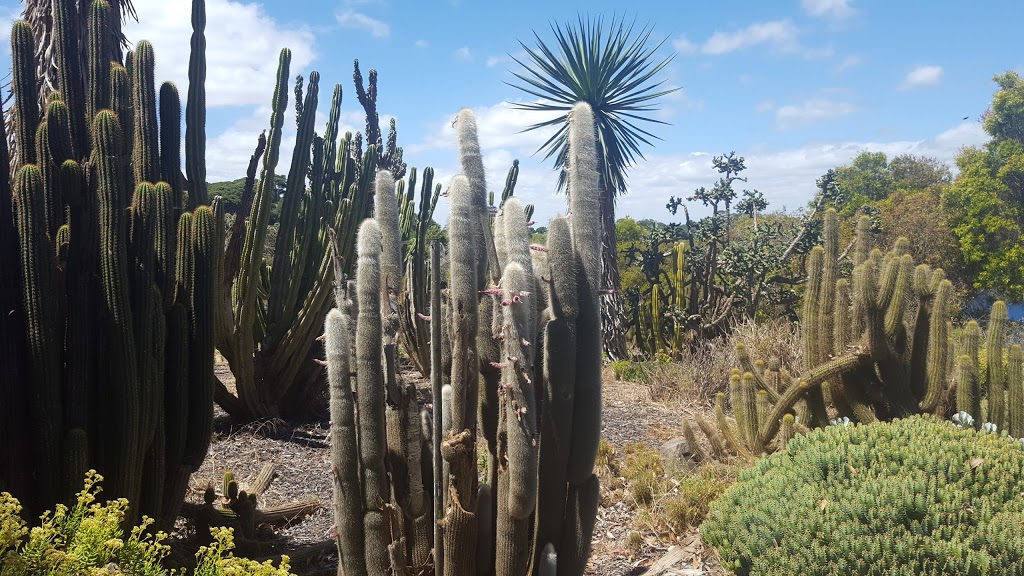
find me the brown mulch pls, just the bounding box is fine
[168,362,727,575]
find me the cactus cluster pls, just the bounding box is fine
[635,242,689,358]
[0,0,213,529]
[954,303,1024,437]
[694,209,1024,461]
[703,415,1024,575]
[213,51,404,422]
[324,104,604,575]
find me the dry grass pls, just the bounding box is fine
[638,317,804,408]
[611,442,745,546]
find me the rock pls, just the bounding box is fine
[659,436,698,471]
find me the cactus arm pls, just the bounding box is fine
[131,41,160,185]
[234,48,290,419]
[326,307,368,576]
[93,110,143,508]
[12,21,39,167]
[920,280,952,412]
[159,83,184,209]
[183,206,215,468]
[185,0,207,208]
[566,102,602,486]
[266,72,319,341]
[52,0,86,158]
[12,164,64,511]
[1007,345,1023,437]
[86,0,112,129]
[985,301,1008,427]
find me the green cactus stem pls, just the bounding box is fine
[185,0,207,208]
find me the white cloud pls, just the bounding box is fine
[934,121,987,148]
[409,98,989,225]
[702,20,800,55]
[755,100,775,113]
[802,0,855,20]
[415,39,429,49]
[615,123,988,221]
[900,65,943,90]
[410,102,560,156]
[123,0,316,108]
[775,98,857,128]
[833,55,861,75]
[454,47,472,61]
[672,35,698,55]
[688,20,832,59]
[336,9,390,38]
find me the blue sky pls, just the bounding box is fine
[2,0,1021,223]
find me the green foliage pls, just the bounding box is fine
[943,146,1024,299]
[0,471,294,576]
[704,415,1024,575]
[937,71,1024,300]
[983,71,1024,143]
[610,359,656,384]
[834,151,951,213]
[207,175,285,222]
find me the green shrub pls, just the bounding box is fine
[702,415,1024,575]
[0,471,295,576]
[611,359,656,384]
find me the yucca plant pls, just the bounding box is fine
[509,15,677,360]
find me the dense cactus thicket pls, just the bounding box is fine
[211,50,437,422]
[0,0,213,529]
[693,209,1024,461]
[325,104,604,576]
[703,415,1024,575]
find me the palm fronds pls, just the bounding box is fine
[508,15,677,196]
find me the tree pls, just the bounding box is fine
[889,154,951,191]
[835,151,894,209]
[876,189,962,285]
[509,16,677,360]
[943,147,1024,299]
[941,72,1024,300]
[983,71,1024,144]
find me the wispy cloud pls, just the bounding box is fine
[486,51,527,68]
[833,55,861,75]
[672,35,698,55]
[802,0,855,20]
[454,46,472,61]
[775,98,858,128]
[755,100,775,113]
[676,20,831,59]
[414,39,429,49]
[336,9,390,38]
[899,65,943,90]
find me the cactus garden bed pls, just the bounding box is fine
[161,360,728,575]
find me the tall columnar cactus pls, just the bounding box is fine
[325,104,603,576]
[0,2,214,529]
[397,165,441,374]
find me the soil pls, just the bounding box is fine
[168,361,727,576]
